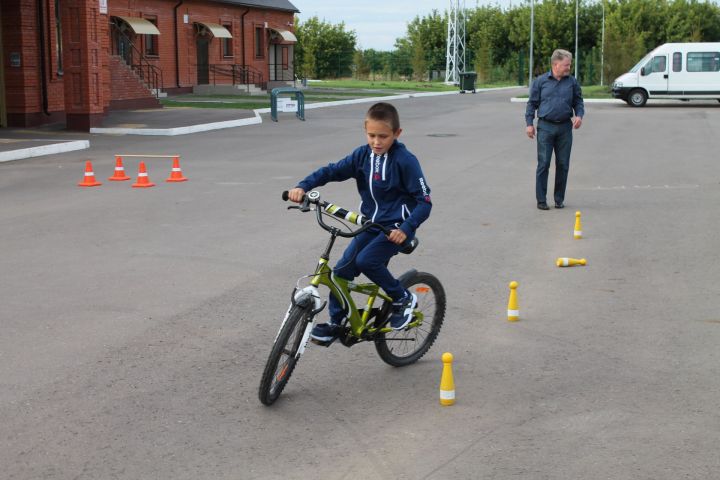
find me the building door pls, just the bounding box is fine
[197,37,209,85]
[117,31,132,65]
[269,44,292,81]
[269,44,277,81]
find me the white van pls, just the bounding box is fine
[612,42,720,107]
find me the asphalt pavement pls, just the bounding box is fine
[2,89,720,479]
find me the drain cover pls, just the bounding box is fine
[426,133,457,137]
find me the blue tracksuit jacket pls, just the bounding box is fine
[297,140,432,237]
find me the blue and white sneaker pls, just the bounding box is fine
[310,321,341,343]
[389,291,417,330]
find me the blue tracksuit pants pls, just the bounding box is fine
[328,229,407,322]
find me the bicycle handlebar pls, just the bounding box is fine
[282,190,420,252]
[282,190,389,237]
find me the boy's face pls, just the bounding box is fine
[365,119,402,156]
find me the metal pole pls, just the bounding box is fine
[574,0,579,79]
[529,0,534,85]
[600,1,605,86]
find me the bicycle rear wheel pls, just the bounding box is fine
[258,305,311,405]
[374,271,446,367]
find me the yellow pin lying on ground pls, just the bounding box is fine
[556,257,587,267]
[507,281,519,321]
[574,211,583,239]
[440,352,455,406]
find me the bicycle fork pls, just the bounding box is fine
[273,286,326,358]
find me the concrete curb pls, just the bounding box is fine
[0,140,90,163]
[89,111,262,136]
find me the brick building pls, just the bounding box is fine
[0,0,298,130]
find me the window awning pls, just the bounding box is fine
[115,16,160,35]
[269,28,297,43]
[194,22,233,39]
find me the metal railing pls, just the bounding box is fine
[110,22,163,98]
[209,64,265,89]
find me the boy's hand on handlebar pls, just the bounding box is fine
[287,188,306,203]
[387,229,407,245]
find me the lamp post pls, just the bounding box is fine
[574,0,579,79]
[600,0,605,86]
[529,0,534,85]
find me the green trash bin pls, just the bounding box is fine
[459,72,477,93]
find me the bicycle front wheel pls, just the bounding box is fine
[374,271,446,367]
[258,305,311,406]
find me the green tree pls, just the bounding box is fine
[295,16,356,79]
[392,38,414,79]
[363,49,386,80]
[353,49,370,79]
[405,10,447,80]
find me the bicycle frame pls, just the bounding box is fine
[309,256,393,338]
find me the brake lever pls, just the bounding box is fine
[287,205,312,212]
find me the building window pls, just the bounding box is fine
[55,0,63,75]
[673,52,682,72]
[255,26,264,58]
[687,52,720,72]
[282,46,289,67]
[222,24,233,57]
[144,17,159,56]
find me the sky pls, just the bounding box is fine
[295,0,516,51]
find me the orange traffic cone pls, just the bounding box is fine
[132,161,155,188]
[78,161,102,187]
[108,155,131,181]
[166,156,188,182]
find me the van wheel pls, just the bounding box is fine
[627,89,647,107]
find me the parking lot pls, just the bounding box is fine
[2,90,720,479]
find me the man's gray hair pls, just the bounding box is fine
[551,49,573,64]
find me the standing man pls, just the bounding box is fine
[525,49,584,210]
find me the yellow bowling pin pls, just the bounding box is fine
[440,352,455,406]
[556,257,587,267]
[507,281,519,322]
[574,211,583,239]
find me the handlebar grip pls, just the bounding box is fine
[282,191,289,201]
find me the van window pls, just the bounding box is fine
[630,53,652,73]
[673,52,682,72]
[644,55,666,75]
[687,52,720,72]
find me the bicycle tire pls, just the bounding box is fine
[374,271,446,367]
[258,305,311,405]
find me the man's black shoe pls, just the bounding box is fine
[537,202,550,210]
[555,203,564,209]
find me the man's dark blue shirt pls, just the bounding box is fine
[525,72,585,126]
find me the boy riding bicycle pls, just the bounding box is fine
[287,102,432,344]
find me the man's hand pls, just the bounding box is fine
[287,188,305,203]
[573,117,583,129]
[526,125,535,139]
[387,229,407,245]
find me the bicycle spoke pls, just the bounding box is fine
[375,273,445,366]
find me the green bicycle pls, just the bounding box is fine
[258,190,446,406]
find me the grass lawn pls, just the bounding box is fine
[309,79,515,91]
[516,84,613,98]
[160,78,520,109]
[160,100,264,109]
